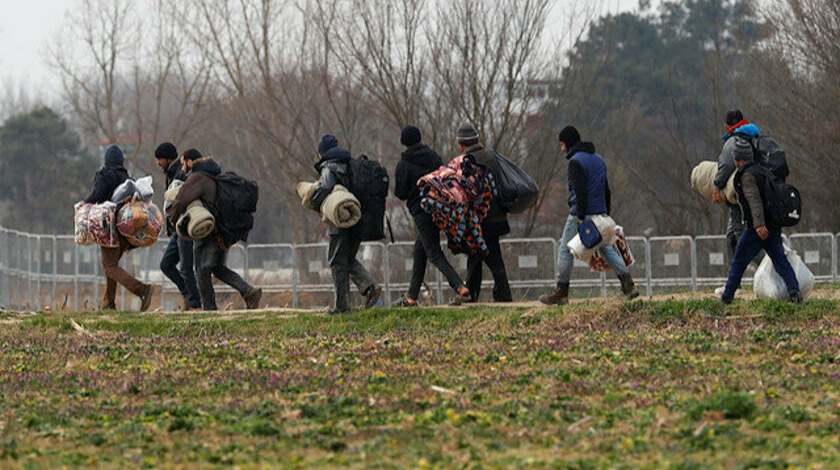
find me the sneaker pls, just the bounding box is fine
[393,295,417,308]
[449,285,471,306]
[243,287,263,310]
[328,306,351,315]
[789,291,803,304]
[139,284,153,312]
[720,294,734,305]
[364,285,382,309]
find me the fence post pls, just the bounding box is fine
[645,238,653,298]
[52,236,58,310]
[690,237,698,292]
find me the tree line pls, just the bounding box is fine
[0,0,837,239]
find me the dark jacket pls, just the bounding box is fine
[83,165,130,204]
[164,159,188,236]
[311,147,352,236]
[462,143,508,227]
[395,144,443,217]
[734,162,772,230]
[167,157,221,226]
[566,142,611,217]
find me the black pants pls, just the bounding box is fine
[160,234,201,308]
[465,221,512,302]
[407,212,463,300]
[193,236,252,310]
[328,230,376,311]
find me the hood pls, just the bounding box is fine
[724,122,760,140]
[401,144,442,170]
[566,141,596,159]
[315,147,351,172]
[190,156,222,176]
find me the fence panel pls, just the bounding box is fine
[503,238,557,301]
[0,228,8,308]
[788,233,836,282]
[694,235,729,288]
[246,244,296,309]
[293,243,333,310]
[648,236,695,293]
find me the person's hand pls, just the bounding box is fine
[711,187,722,204]
[577,218,584,225]
[756,226,769,240]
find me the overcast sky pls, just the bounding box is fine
[0,0,644,104]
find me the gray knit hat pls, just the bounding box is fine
[456,122,479,143]
[733,136,754,162]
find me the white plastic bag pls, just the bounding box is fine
[568,234,597,262]
[590,214,616,245]
[753,245,815,300]
[134,175,154,201]
[111,175,154,203]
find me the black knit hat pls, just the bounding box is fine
[104,144,124,167]
[558,126,581,148]
[400,125,421,147]
[154,142,178,161]
[456,122,479,143]
[725,109,744,126]
[182,148,203,161]
[317,134,338,156]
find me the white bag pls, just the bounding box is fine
[753,245,815,300]
[567,215,617,262]
[568,234,597,262]
[111,175,155,203]
[134,175,154,201]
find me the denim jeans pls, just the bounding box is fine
[160,235,201,308]
[723,226,798,301]
[557,214,628,284]
[407,212,463,300]
[328,230,377,311]
[193,236,252,310]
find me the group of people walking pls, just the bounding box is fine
[86,109,802,312]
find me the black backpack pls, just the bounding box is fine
[207,171,259,244]
[348,155,389,241]
[763,177,802,227]
[736,133,789,182]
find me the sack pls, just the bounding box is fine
[74,202,119,247]
[111,175,154,203]
[754,245,814,300]
[74,203,96,246]
[750,135,789,182]
[117,201,163,247]
[763,177,802,227]
[568,234,597,262]
[589,226,635,272]
[211,171,259,244]
[349,155,389,241]
[577,219,602,249]
[491,150,538,213]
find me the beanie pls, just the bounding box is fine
[725,109,744,126]
[400,125,421,147]
[733,137,754,162]
[456,122,479,143]
[104,144,125,167]
[317,134,339,157]
[558,126,581,148]
[182,148,203,161]
[154,142,178,161]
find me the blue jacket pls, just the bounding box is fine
[566,142,610,217]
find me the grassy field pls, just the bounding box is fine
[1,294,839,468]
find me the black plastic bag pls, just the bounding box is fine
[492,151,539,213]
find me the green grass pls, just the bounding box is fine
[1,298,838,468]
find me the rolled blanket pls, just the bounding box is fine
[176,200,215,240]
[296,182,362,229]
[690,161,737,204]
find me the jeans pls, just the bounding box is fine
[465,221,512,302]
[193,236,253,310]
[328,230,377,311]
[727,204,764,265]
[100,237,147,308]
[160,235,201,308]
[407,212,463,300]
[723,226,798,301]
[557,214,628,284]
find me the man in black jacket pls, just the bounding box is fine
[84,144,153,311]
[456,122,512,303]
[155,142,201,310]
[393,125,470,307]
[310,134,381,313]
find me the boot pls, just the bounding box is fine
[538,282,569,306]
[618,273,640,300]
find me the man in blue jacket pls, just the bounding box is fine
[539,126,639,305]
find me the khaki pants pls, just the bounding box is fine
[100,238,146,308]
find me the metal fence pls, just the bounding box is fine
[0,225,837,311]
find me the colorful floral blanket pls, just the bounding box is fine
[74,201,119,247]
[117,201,163,248]
[418,154,496,255]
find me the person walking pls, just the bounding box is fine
[393,125,470,307]
[539,126,639,305]
[455,122,512,303]
[154,142,201,310]
[720,139,802,304]
[309,134,382,313]
[166,149,262,311]
[83,144,153,311]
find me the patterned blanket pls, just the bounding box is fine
[418,154,496,255]
[74,202,119,247]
